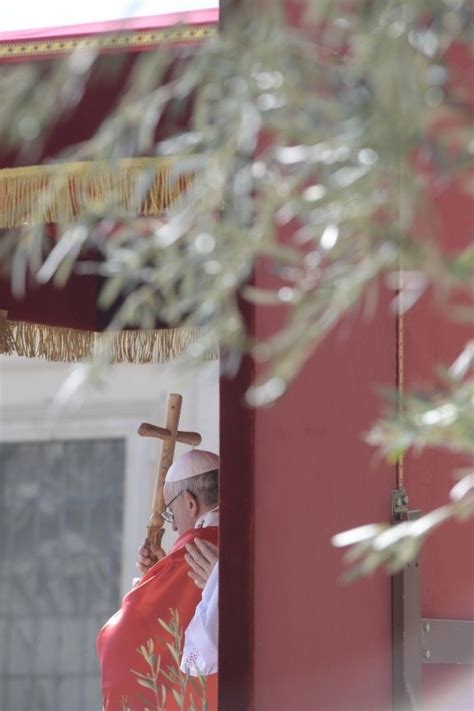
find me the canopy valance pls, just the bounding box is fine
[0,310,217,363]
[0,158,193,228]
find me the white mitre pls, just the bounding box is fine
[165,450,220,528]
[165,450,219,483]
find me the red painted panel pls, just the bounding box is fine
[219,350,256,711]
[403,179,474,708]
[218,10,473,706]
[251,296,396,710]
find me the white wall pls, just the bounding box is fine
[0,354,219,595]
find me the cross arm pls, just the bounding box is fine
[137,422,202,447]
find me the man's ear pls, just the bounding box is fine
[185,491,200,514]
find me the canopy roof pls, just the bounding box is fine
[0,6,219,363]
[0,5,218,60]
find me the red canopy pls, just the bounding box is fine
[0,8,218,361]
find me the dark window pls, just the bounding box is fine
[0,438,125,711]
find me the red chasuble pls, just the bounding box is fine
[97,527,218,711]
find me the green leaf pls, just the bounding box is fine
[99,274,126,309]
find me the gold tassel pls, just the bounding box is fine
[2,318,218,364]
[0,158,193,228]
[0,310,15,355]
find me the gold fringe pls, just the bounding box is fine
[0,316,218,364]
[0,310,15,355]
[0,158,193,228]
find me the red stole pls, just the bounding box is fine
[97,527,218,710]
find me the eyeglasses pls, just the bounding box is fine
[160,489,186,523]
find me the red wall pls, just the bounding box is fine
[218,7,473,709]
[220,246,472,711]
[252,294,395,711]
[220,287,397,711]
[404,179,474,710]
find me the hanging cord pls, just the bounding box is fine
[396,159,409,494]
[396,265,405,490]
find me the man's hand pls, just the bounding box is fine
[184,539,218,589]
[136,540,166,576]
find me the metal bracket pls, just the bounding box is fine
[391,488,474,710]
[422,619,474,665]
[392,501,422,711]
[392,487,409,521]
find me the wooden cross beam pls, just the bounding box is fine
[138,393,202,550]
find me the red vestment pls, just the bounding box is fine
[97,527,218,711]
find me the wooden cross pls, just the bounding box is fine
[138,393,202,551]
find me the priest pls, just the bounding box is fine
[97,449,219,711]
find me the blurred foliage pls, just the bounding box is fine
[0,0,473,575]
[334,341,474,580]
[368,344,474,461]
